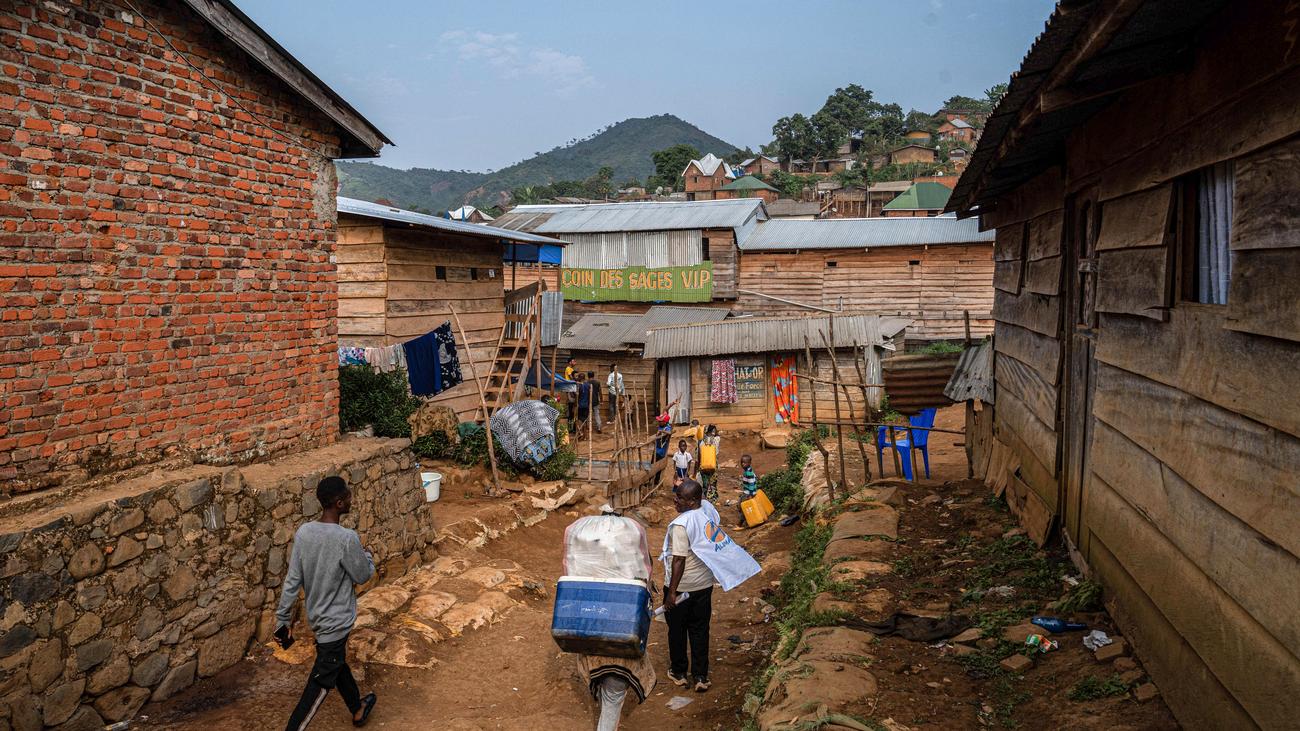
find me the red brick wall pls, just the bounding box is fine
[0,0,346,495]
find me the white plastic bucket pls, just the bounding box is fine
[420,472,442,502]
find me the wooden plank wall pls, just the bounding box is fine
[984,5,1300,728]
[687,355,768,431]
[563,350,656,412]
[705,228,738,299]
[736,244,994,340]
[337,218,388,345]
[502,263,560,293]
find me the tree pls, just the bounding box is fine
[809,110,848,169]
[771,113,815,164]
[649,143,701,192]
[819,84,876,138]
[942,94,991,113]
[904,108,938,134]
[984,83,1008,110]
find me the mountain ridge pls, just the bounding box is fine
[336,114,739,214]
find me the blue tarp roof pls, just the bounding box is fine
[505,242,563,265]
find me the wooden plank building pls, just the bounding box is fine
[336,197,565,419]
[948,1,1300,727]
[736,217,995,342]
[642,314,909,431]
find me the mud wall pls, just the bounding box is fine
[0,438,432,729]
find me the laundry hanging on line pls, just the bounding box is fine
[710,358,738,403]
[401,321,463,397]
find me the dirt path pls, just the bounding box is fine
[138,434,794,730]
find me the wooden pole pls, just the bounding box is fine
[825,318,848,494]
[449,305,500,494]
[802,335,833,502]
[532,270,542,400]
[588,386,594,482]
[887,424,904,480]
[963,309,972,347]
[821,331,869,488]
[851,345,874,484]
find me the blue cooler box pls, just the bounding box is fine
[551,576,651,658]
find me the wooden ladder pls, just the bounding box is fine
[482,280,545,415]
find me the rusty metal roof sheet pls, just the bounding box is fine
[561,306,731,351]
[943,340,994,403]
[882,352,962,415]
[492,199,767,235]
[337,197,565,246]
[740,216,994,251]
[643,313,910,359]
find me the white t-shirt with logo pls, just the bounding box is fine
[673,451,693,470]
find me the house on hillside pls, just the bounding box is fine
[735,216,995,342]
[867,181,915,217]
[642,314,909,429]
[558,306,731,404]
[716,175,781,204]
[889,144,939,166]
[937,117,977,144]
[683,153,737,201]
[739,155,781,176]
[947,2,1300,728]
[448,205,495,223]
[881,182,952,217]
[767,199,822,220]
[905,129,934,143]
[336,198,565,419]
[491,199,768,327]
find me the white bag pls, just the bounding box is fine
[563,515,651,583]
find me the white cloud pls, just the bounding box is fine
[439,29,595,97]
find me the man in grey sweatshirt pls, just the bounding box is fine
[276,476,378,729]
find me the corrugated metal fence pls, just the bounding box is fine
[562,230,703,269]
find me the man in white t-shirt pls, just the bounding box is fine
[605,364,625,424]
[663,480,715,692]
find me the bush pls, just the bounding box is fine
[338,366,420,438]
[411,431,453,460]
[918,340,964,354]
[759,469,804,515]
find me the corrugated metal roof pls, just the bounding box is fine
[868,181,915,193]
[682,153,735,179]
[944,340,994,403]
[493,199,767,235]
[739,216,995,251]
[337,197,565,245]
[767,199,822,217]
[882,182,953,211]
[643,313,911,359]
[561,306,731,351]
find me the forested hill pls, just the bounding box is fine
[337,114,738,213]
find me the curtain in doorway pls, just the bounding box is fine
[770,355,798,424]
[1196,161,1234,305]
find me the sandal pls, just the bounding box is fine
[353,692,377,727]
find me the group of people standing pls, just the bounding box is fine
[565,359,626,436]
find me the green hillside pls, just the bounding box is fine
[336,114,738,213]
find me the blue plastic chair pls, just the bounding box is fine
[876,408,937,480]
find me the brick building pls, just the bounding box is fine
[682,152,735,201]
[0,0,387,496]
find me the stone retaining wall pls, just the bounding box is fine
[0,437,430,730]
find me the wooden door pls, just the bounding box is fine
[1061,192,1100,555]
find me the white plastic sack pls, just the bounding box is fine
[563,515,651,583]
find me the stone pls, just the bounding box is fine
[66,545,105,581]
[875,486,907,507]
[150,659,196,701]
[951,627,983,645]
[1002,622,1041,644]
[9,694,42,731]
[0,625,37,658]
[111,568,145,597]
[134,607,164,641]
[1119,669,1145,686]
[42,677,85,725]
[92,685,150,722]
[952,644,978,656]
[11,573,59,604]
[828,560,893,582]
[1094,638,1129,662]
[107,509,145,537]
[176,479,213,511]
[131,652,169,687]
[28,639,64,692]
[162,566,196,601]
[1113,656,1138,672]
[75,585,106,611]
[831,505,900,541]
[52,601,76,630]
[52,705,104,731]
[760,427,792,448]
[66,613,102,646]
[405,592,458,623]
[976,638,998,651]
[197,619,253,677]
[356,586,411,616]
[999,654,1033,673]
[106,537,142,568]
[147,500,177,524]
[1134,682,1159,702]
[75,639,113,671]
[86,653,130,695]
[810,593,857,616]
[145,534,164,550]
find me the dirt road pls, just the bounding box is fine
[139,435,793,730]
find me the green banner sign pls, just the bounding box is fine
[561,263,714,302]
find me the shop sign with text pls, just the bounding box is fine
[561,263,714,302]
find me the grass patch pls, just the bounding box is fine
[1068,674,1132,701]
[1053,578,1104,613]
[918,340,965,354]
[971,535,1061,594]
[773,520,835,659]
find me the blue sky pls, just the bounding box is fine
[236,0,1055,171]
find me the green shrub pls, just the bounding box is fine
[1068,674,1131,701]
[918,340,965,354]
[759,468,804,515]
[338,366,420,438]
[534,447,577,481]
[411,431,453,460]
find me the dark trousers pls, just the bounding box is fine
[664,586,713,681]
[285,636,361,731]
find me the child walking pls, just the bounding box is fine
[673,440,694,480]
[737,454,758,527]
[697,426,720,502]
